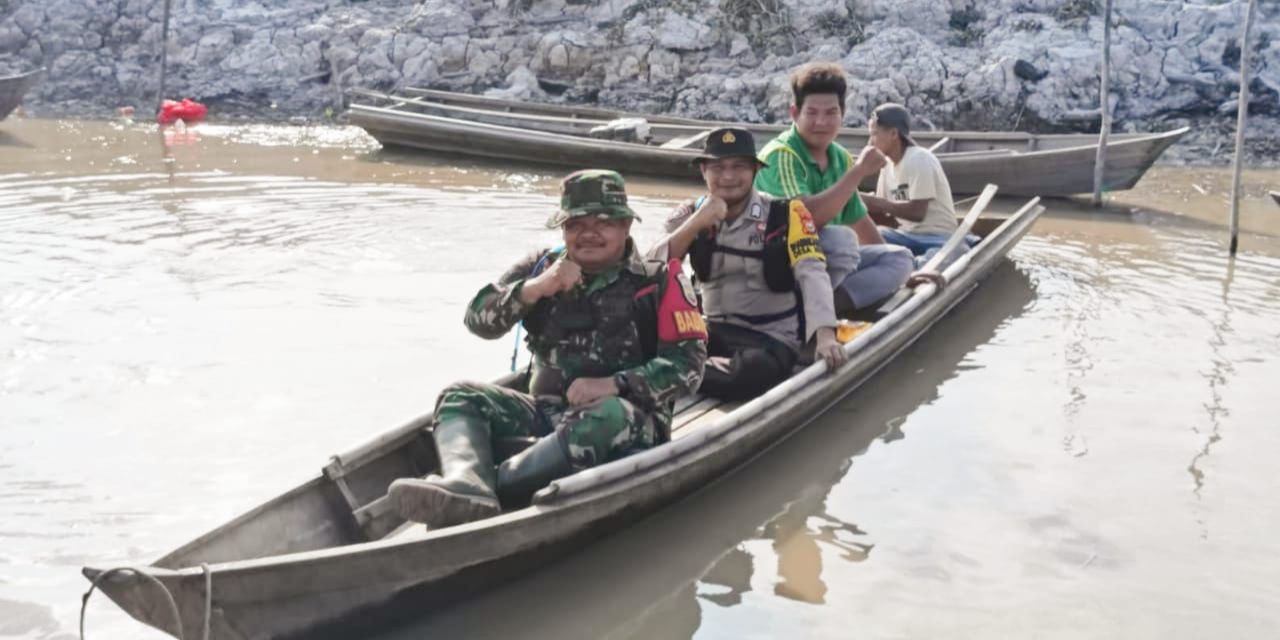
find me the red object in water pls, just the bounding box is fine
[157,98,208,125]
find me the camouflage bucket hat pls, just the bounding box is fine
[545,169,642,229]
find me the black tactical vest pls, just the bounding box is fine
[521,254,660,377]
[688,197,796,293]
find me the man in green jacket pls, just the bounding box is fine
[755,62,915,315]
[389,170,707,528]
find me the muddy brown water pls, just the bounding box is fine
[1,118,1279,639]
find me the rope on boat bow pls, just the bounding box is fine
[78,563,213,640]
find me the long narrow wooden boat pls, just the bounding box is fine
[1270,190,1279,206]
[83,197,1044,640]
[348,88,1187,196]
[353,86,1154,154]
[0,68,42,121]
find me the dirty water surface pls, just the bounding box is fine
[1,118,1278,639]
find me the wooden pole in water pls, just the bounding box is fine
[1228,0,1258,256]
[155,0,174,116]
[1092,0,1113,207]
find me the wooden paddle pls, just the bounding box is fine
[870,184,998,317]
[917,183,998,274]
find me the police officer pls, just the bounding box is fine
[389,170,707,528]
[653,128,845,402]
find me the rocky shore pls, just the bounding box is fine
[2,0,1278,164]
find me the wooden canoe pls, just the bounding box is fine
[0,68,42,121]
[83,197,1044,640]
[347,88,1187,197]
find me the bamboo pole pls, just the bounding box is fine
[155,0,174,116]
[1228,0,1258,256]
[1092,0,1113,206]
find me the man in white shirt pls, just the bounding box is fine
[861,103,959,263]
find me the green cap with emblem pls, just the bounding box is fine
[546,169,642,229]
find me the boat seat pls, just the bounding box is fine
[672,395,726,432]
[671,398,739,440]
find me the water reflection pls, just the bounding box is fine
[697,546,753,607]
[0,129,34,148]
[1187,257,1235,504]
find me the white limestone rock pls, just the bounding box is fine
[656,10,714,52]
[648,49,681,83]
[485,65,546,101]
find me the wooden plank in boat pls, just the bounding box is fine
[672,405,738,440]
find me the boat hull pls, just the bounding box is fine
[0,69,43,121]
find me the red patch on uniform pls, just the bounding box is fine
[657,259,707,342]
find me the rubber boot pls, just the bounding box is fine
[496,432,575,509]
[388,416,500,528]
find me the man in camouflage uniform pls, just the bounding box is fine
[389,169,707,529]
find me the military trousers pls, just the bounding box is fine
[434,381,655,469]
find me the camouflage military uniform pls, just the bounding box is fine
[391,169,707,528]
[445,238,706,467]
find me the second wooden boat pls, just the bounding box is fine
[349,89,1186,197]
